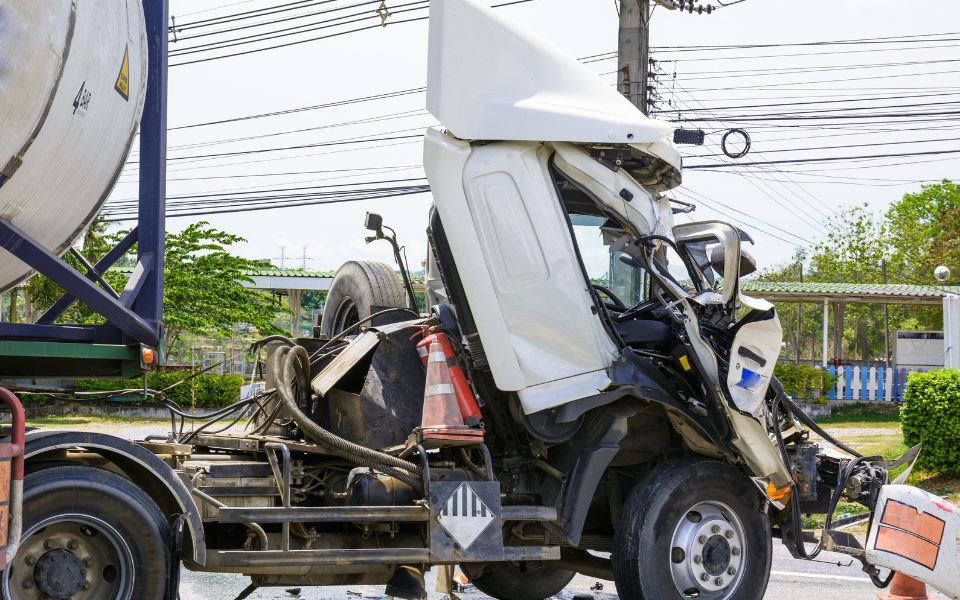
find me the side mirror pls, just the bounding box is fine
[364,212,383,232]
[710,245,757,278]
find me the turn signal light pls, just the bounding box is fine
[142,347,157,365]
[767,482,792,503]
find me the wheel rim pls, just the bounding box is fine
[332,297,360,336]
[669,500,746,599]
[4,514,136,600]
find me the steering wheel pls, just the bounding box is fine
[592,285,626,311]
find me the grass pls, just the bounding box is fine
[24,414,246,430]
[812,401,902,428]
[26,414,171,427]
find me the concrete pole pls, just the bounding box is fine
[618,0,650,114]
[796,264,802,364]
[883,259,890,369]
[822,297,829,369]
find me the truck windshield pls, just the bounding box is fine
[570,214,648,307]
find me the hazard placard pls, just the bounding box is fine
[430,480,503,561]
[114,45,130,101]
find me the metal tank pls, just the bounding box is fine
[0,0,147,292]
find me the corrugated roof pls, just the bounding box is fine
[742,280,960,297]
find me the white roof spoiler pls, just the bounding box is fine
[426,0,677,144]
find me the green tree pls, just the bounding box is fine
[885,179,960,330]
[808,204,889,361]
[160,222,286,353]
[886,179,960,286]
[23,220,286,354]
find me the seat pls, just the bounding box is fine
[615,318,672,348]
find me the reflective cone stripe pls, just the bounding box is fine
[416,333,482,426]
[422,339,467,430]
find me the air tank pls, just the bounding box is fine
[0,0,147,292]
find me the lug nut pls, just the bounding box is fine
[728,567,737,575]
[711,525,721,534]
[67,540,79,550]
[25,556,36,566]
[715,577,723,586]
[732,547,741,556]
[44,539,55,549]
[725,530,735,539]
[700,573,709,582]
[693,555,703,564]
[81,581,91,590]
[698,535,707,544]
[82,558,92,567]
[23,579,34,589]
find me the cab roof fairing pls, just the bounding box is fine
[425,0,679,146]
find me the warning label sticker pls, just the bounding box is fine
[114,45,130,101]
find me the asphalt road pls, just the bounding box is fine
[176,542,952,600]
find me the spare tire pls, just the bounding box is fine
[320,260,408,338]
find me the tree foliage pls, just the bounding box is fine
[754,182,960,363]
[23,220,286,352]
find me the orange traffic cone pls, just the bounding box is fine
[878,572,936,600]
[418,337,483,448]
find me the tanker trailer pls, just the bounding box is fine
[0,0,147,292]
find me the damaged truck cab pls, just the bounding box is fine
[7,0,958,599]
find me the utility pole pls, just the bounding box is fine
[796,264,802,364]
[279,246,287,269]
[883,259,890,369]
[618,0,650,114]
[301,246,309,270]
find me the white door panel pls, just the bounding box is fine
[424,129,526,391]
[463,141,613,395]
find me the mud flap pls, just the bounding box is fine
[429,481,503,562]
[864,485,959,600]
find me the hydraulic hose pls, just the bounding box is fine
[276,346,427,492]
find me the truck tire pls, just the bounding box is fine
[320,260,408,338]
[469,560,575,600]
[612,457,771,600]
[3,464,171,600]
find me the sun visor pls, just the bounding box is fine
[426,0,676,144]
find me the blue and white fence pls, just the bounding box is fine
[820,366,931,402]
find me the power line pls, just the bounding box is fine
[685,149,960,169]
[169,88,425,131]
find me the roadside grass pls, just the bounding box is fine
[27,414,170,427]
[25,414,248,430]
[812,402,901,429]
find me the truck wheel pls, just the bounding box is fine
[320,260,408,338]
[612,458,771,600]
[3,464,171,600]
[469,561,575,600]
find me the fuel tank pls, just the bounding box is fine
[0,0,147,291]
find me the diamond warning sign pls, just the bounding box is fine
[436,482,496,549]
[114,45,130,101]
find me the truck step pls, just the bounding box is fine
[216,545,560,567]
[216,504,557,524]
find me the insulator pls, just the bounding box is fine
[697,5,703,13]
[706,4,713,13]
